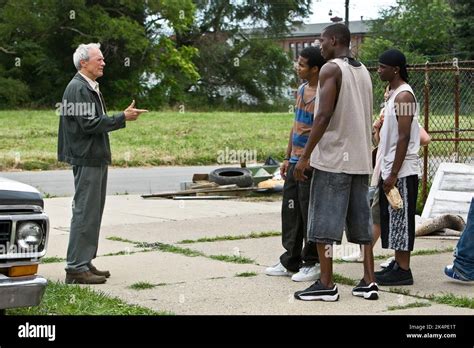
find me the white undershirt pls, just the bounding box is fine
[78,72,105,114]
[379,83,420,180]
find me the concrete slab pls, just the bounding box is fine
[334,252,474,299]
[44,195,281,230]
[44,196,169,228]
[184,234,459,269]
[183,236,282,267]
[37,194,472,316]
[39,250,262,287]
[44,229,143,258]
[97,213,281,244]
[386,303,473,315]
[87,274,470,315]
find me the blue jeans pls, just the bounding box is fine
[453,198,474,280]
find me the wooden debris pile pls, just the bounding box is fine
[142,174,258,200]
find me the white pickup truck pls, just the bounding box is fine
[0,177,49,313]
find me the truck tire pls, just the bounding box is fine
[209,168,253,188]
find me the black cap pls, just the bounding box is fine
[379,49,409,82]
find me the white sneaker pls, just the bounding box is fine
[341,251,364,262]
[380,256,395,269]
[291,264,320,282]
[265,262,294,276]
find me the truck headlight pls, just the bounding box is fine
[17,222,43,250]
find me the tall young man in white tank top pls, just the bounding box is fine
[293,24,378,302]
[374,49,420,286]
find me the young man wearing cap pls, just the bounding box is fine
[375,48,421,286]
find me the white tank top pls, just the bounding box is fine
[310,58,373,174]
[379,83,420,180]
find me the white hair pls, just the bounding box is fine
[73,43,101,71]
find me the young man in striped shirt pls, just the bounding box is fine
[265,46,326,282]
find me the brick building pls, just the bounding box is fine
[277,20,372,59]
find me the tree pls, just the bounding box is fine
[451,0,474,59]
[359,0,455,65]
[0,0,313,109]
[0,0,199,108]
[175,0,312,108]
[182,30,296,108]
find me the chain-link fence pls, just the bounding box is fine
[367,60,474,202]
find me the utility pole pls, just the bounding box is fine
[345,0,349,27]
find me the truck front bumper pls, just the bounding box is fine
[0,274,47,309]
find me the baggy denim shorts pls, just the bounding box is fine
[307,168,372,245]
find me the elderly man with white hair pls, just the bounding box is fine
[58,43,148,284]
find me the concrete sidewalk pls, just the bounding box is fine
[39,195,474,315]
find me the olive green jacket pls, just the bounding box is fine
[57,73,125,166]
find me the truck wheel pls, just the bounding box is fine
[209,168,253,188]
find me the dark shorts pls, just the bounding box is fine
[380,175,419,252]
[307,168,372,245]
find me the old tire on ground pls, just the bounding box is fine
[209,168,253,188]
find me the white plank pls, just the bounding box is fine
[439,173,474,192]
[422,163,474,219]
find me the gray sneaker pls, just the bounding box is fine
[291,264,320,282]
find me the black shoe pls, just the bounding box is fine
[294,279,339,302]
[375,262,414,286]
[352,279,379,300]
[374,259,396,276]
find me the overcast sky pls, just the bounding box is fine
[307,0,398,23]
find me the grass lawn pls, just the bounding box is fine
[6,280,170,315]
[0,110,293,170]
[0,110,470,171]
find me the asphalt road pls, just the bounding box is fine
[0,166,225,197]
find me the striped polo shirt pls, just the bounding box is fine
[290,82,318,163]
